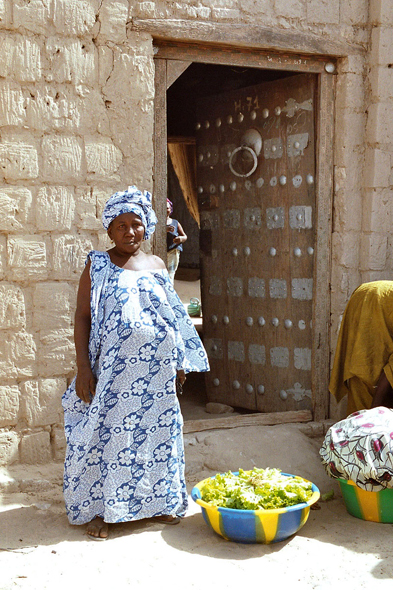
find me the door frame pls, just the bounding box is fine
[153,40,336,421]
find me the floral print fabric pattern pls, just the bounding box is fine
[101,185,157,239]
[320,407,393,491]
[62,251,209,525]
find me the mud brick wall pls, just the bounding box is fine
[0,0,391,463]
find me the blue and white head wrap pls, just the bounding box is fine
[102,186,157,240]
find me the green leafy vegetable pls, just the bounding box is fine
[200,468,313,510]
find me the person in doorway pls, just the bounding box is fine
[166,198,187,284]
[62,186,209,540]
[329,281,393,416]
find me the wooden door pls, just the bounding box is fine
[196,74,316,413]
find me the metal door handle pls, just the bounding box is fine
[228,145,258,178]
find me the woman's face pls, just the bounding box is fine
[166,202,172,217]
[107,212,145,255]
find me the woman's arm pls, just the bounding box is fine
[371,370,393,408]
[173,222,187,245]
[74,261,96,403]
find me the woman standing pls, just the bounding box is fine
[166,198,187,284]
[62,186,209,540]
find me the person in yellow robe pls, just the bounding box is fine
[329,281,393,415]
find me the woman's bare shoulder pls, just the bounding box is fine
[144,254,166,270]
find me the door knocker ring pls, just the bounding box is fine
[228,145,258,178]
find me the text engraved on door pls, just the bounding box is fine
[197,74,316,413]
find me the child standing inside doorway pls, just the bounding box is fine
[166,198,187,284]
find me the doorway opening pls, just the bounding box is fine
[155,42,334,425]
[167,63,312,423]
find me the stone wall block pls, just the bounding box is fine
[52,235,93,279]
[46,37,97,86]
[335,109,366,151]
[20,431,52,464]
[0,331,37,380]
[370,0,393,24]
[122,154,154,192]
[211,7,241,19]
[239,0,275,18]
[13,0,51,35]
[0,0,10,28]
[33,282,75,330]
[97,232,112,252]
[75,187,102,230]
[26,86,110,134]
[95,187,117,215]
[0,137,39,181]
[370,27,393,66]
[364,149,391,188]
[53,0,98,36]
[339,0,368,25]
[97,0,128,43]
[0,34,42,82]
[0,432,19,466]
[361,270,393,283]
[307,0,339,23]
[42,135,84,182]
[52,425,66,461]
[273,0,304,18]
[0,80,26,127]
[104,50,154,103]
[133,2,156,18]
[10,331,37,379]
[336,73,365,110]
[20,378,65,427]
[360,233,388,271]
[0,385,20,427]
[38,328,75,377]
[333,187,362,233]
[330,264,361,312]
[173,4,199,18]
[195,6,211,18]
[8,236,47,282]
[26,86,80,133]
[368,66,393,102]
[337,55,366,75]
[367,103,393,144]
[0,235,6,280]
[331,231,360,268]
[0,283,26,330]
[35,186,75,231]
[98,46,114,88]
[0,187,33,232]
[85,137,123,180]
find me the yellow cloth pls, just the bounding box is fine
[329,281,393,414]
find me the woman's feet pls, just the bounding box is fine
[153,515,180,525]
[86,516,109,540]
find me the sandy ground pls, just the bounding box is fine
[2,277,392,588]
[2,423,393,590]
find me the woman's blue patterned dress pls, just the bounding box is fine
[62,251,209,525]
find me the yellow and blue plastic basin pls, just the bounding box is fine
[338,478,393,523]
[191,472,320,544]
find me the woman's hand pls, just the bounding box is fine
[177,369,186,385]
[75,365,96,404]
[166,224,175,233]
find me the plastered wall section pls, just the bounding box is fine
[0,0,155,466]
[0,0,381,463]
